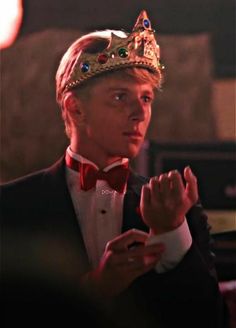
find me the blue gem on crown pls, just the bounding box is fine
[80,62,90,73]
[143,19,150,29]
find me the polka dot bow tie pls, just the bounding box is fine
[65,153,130,194]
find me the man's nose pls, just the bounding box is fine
[129,99,147,122]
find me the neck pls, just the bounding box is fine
[70,138,124,169]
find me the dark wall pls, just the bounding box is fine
[19,0,235,78]
[20,0,218,33]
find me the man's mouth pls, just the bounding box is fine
[123,131,143,138]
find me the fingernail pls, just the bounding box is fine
[186,166,192,174]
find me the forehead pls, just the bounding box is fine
[89,70,155,92]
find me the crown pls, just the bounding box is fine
[65,10,163,91]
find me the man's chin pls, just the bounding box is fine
[109,142,143,160]
[122,144,142,159]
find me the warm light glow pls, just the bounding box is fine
[0,0,23,49]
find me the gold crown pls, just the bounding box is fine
[65,10,162,91]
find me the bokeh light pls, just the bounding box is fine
[0,0,23,49]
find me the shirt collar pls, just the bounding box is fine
[66,146,129,172]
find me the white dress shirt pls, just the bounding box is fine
[65,146,192,272]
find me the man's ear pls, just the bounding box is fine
[62,92,85,123]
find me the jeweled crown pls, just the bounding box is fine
[65,10,162,91]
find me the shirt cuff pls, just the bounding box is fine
[146,219,192,273]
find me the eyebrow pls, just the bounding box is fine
[106,87,131,92]
[106,87,154,95]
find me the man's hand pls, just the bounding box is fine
[80,229,165,299]
[140,166,198,235]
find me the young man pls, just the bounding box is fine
[1,10,228,328]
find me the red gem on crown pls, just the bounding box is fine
[97,53,109,64]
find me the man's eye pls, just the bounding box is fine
[114,93,127,101]
[142,96,153,103]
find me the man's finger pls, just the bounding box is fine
[184,166,198,203]
[127,242,165,258]
[105,229,149,252]
[168,170,185,198]
[113,243,165,266]
[158,173,170,195]
[141,183,151,208]
[149,177,161,204]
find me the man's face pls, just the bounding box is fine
[77,73,155,160]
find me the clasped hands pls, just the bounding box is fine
[81,167,198,298]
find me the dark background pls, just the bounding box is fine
[19,0,236,78]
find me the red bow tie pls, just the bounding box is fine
[65,153,129,193]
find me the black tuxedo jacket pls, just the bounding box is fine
[1,157,229,328]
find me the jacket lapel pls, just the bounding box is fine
[44,156,91,273]
[122,170,149,233]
